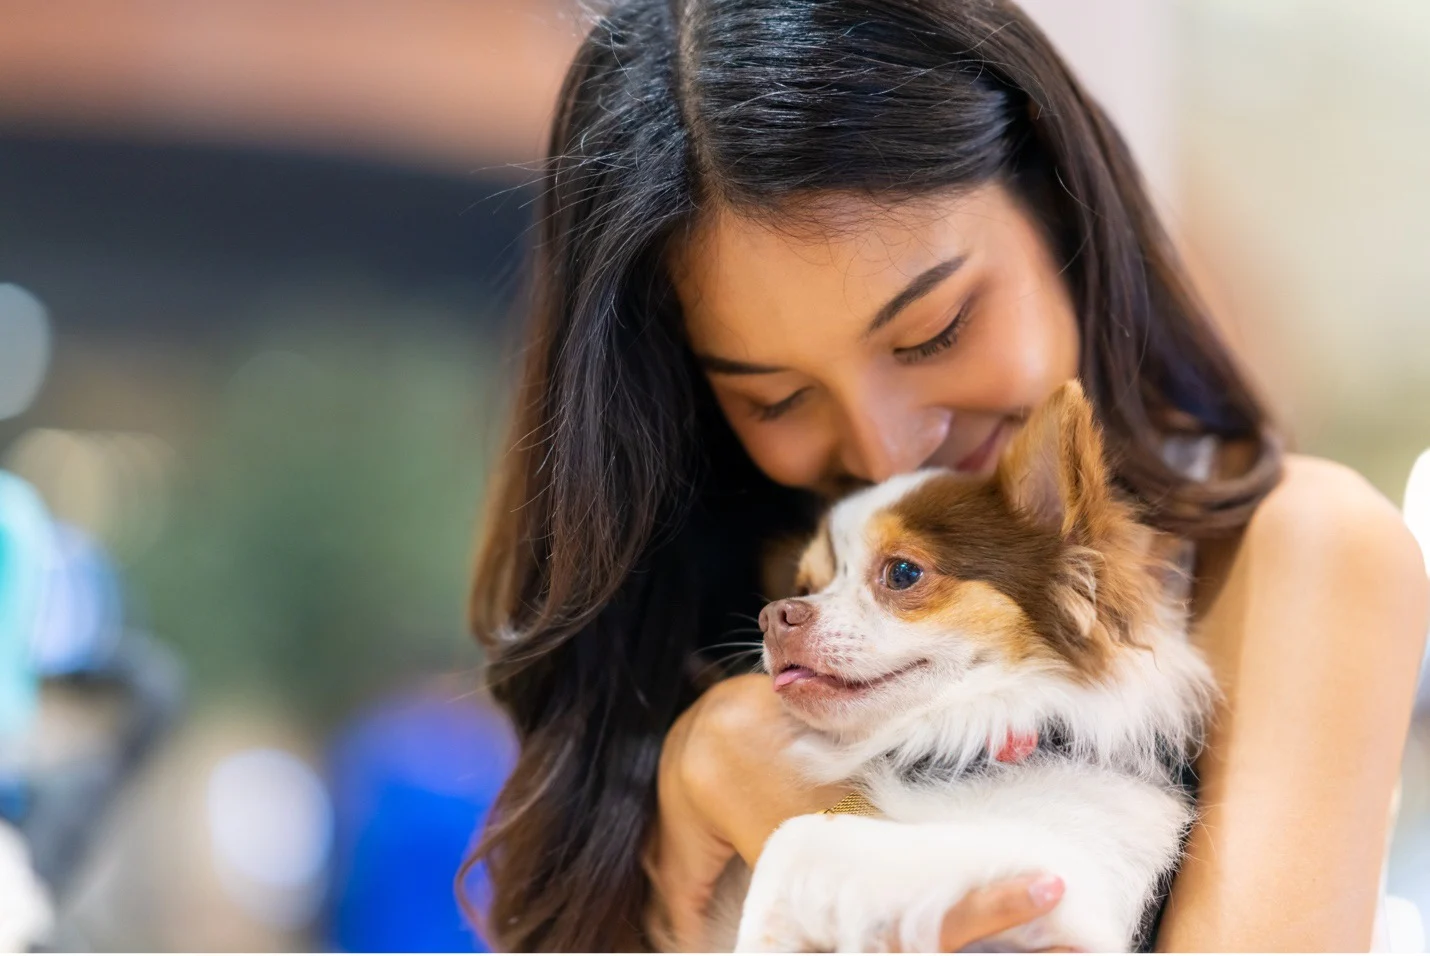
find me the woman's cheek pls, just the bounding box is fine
[1006,263,1081,394]
[734,420,827,489]
[708,386,824,488]
[751,432,820,488]
[955,292,1078,410]
[997,320,1074,405]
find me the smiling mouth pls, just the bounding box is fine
[952,421,1008,473]
[772,659,929,695]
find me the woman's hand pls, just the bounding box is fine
[646,674,839,949]
[645,673,1069,951]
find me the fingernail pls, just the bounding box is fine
[1028,874,1065,907]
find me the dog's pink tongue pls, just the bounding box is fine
[774,666,818,689]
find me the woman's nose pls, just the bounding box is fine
[839,403,952,484]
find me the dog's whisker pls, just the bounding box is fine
[702,639,766,653]
[692,648,767,683]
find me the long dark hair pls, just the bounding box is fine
[465,0,1281,949]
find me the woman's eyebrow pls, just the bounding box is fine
[696,353,786,375]
[863,255,966,339]
[694,254,966,376]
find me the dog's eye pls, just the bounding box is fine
[885,559,923,591]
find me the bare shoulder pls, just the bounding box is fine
[1255,453,1410,533]
[1200,452,1428,654]
[1245,454,1425,584]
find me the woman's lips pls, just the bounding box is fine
[952,421,1008,473]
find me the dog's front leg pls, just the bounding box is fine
[734,813,1127,953]
[736,813,980,952]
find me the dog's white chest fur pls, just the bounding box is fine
[761,760,1188,951]
[709,753,1193,953]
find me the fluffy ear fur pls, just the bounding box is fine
[996,381,1111,541]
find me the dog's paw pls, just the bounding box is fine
[734,815,960,952]
[733,813,1135,953]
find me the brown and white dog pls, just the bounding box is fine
[726,382,1218,952]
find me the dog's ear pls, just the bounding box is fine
[996,380,1112,539]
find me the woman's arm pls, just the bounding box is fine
[1158,455,1430,951]
[646,674,843,950]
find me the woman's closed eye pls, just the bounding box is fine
[748,298,974,422]
[753,386,811,421]
[894,300,972,364]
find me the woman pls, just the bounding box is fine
[466,0,1430,950]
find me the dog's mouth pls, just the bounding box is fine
[772,658,929,697]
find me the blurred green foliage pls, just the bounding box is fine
[129,314,505,725]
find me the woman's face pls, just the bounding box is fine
[671,182,1081,498]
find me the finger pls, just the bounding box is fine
[936,874,1065,951]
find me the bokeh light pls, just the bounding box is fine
[0,284,51,422]
[3,430,175,565]
[0,820,53,950]
[206,748,333,931]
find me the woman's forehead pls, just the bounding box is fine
[673,188,999,282]
[669,185,1018,343]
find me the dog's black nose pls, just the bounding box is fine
[760,598,815,637]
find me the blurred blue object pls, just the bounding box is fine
[0,471,53,740]
[325,686,515,952]
[31,523,124,677]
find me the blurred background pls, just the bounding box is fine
[0,0,1426,950]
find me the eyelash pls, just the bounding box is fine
[894,300,972,364]
[751,301,972,421]
[755,387,809,421]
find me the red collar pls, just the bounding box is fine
[992,730,1039,763]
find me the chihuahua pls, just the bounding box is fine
[723,382,1217,952]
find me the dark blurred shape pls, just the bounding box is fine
[0,133,533,348]
[20,630,185,898]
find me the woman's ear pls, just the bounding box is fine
[996,380,1111,539]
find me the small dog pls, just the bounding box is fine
[724,382,1218,952]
